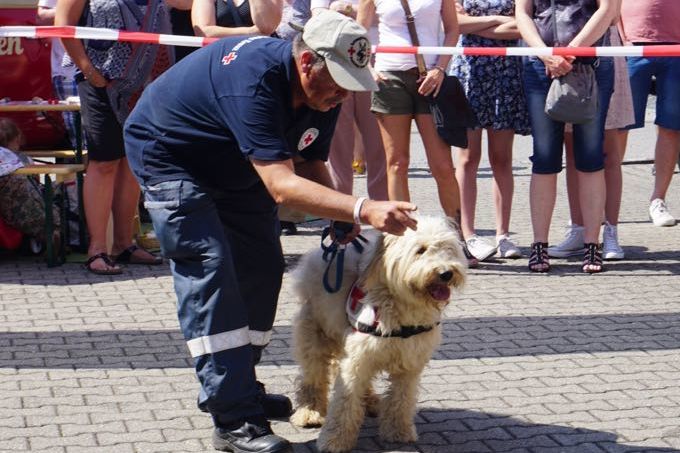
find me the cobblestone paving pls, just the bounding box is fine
[1,123,679,452]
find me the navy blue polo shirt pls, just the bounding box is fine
[124,36,340,190]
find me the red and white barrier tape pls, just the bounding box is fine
[0,25,217,48]
[2,25,680,57]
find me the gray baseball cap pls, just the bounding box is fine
[291,10,378,92]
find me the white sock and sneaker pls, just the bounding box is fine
[602,221,624,260]
[547,224,585,258]
[465,235,497,261]
[496,234,522,258]
[649,198,676,227]
[465,234,522,260]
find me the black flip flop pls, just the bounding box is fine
[84,252,123,275]
[114,244,163,265]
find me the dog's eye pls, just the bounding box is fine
[416,246,427,255]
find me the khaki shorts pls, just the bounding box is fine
[371,68,431,115]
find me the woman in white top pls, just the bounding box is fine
[358,0,465,256]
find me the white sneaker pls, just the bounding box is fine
[602,222,624,260]
[649,198,676,227]
[496,235,522,258]
[465,235,497,261]
[547,224,585,258]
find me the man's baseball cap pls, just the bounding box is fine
[290,10,378,92]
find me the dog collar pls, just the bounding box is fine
[345,282,439,339]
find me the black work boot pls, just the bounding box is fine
[256,381,293,419]
[212,415,292,453]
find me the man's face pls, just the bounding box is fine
[300,52,349,111]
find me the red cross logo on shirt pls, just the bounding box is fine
[222,52,237,65]
[297,128,319,151]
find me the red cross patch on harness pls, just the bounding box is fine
[221,52,238,65]
[297,128,319,151]
[346,282,379,331]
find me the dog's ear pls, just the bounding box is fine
[359,234,387,289]
[450,263,467,289]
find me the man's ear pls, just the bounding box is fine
[299,50,314,76]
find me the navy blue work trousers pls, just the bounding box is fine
[141,178,285,426]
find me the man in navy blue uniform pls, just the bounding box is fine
[124,10,417,453]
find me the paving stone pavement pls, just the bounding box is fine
[1,120,679,453]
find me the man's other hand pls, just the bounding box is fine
[361,200,418,235]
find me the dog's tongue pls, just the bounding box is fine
[428,284,451,301]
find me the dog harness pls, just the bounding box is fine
[321,221,368,293]
[345,282,439,339]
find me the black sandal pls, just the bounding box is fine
[583,243,603,273]
[114,244,163,265]
[84,252,123,275]
[528,242,550,272]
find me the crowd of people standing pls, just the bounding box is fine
[0,0,673,276]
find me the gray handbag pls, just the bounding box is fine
[543,0,599,124]
[545,62,598,123]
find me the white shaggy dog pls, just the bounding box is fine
[290,215,466,453]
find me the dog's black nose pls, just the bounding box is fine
[439,270,453,282]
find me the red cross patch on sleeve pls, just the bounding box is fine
[297,128,319,151]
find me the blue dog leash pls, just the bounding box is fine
[321,221,368,293]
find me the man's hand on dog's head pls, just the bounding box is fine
[362,200,418,235]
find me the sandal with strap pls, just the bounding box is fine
[84,252,123,275]
[528,242,550,272]
[114,244,163,265]
[583,242,603,273]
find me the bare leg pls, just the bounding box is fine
[414,113,460,219]
[110,158,139,252]
[376,114,413,203]
[84,159,118,272]
[326,97,357,195]
[604,129,626,225]
[455,129,482,239]
[487,129,515,236]
[651,126,680,201]
[563,132,583,225]
[530,173,557,244]
[354,91,388,200]
[578,169,606,272]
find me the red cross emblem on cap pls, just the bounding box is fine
[347,38,369,68]
[222,52,237,65]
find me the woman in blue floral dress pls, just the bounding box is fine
[450,0,529,262]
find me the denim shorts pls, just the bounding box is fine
[625,56,680,131]
[371,68,431,115]
[522,57,614,174]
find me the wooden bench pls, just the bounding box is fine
[26,149,88,161]
[14,164,86,267]
[1,101,88,262]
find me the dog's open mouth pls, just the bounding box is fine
[427,283,451,301]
